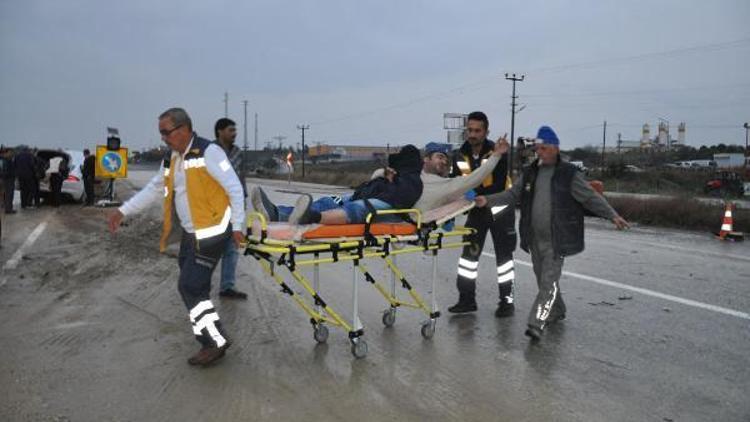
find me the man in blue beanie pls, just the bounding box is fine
[475,125,629,341]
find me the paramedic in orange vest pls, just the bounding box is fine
[448,111,517,317]
[107,108,246,367]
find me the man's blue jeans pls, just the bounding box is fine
[219,236,238,292]
[277,195,395,224]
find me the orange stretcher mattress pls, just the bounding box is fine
[302,222,416,239]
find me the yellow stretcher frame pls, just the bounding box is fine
[244,207,474,358]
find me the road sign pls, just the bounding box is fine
[96,145,128,179]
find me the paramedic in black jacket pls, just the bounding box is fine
[448,111,517,317]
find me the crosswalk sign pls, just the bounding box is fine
[96,145,128,178]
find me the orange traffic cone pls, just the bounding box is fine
[716,202,744,241]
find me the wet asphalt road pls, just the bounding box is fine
[0,171,748,421]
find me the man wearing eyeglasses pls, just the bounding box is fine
[448,111,517,318]
[107,108,246,367]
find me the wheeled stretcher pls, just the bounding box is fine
[243,199,476,358]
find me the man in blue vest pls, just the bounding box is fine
[476,125,629,340]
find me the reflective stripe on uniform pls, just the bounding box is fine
[458,267,478,280]
[459,257,479,269]
[189,300,214,322]
[497,260,514,284]
[497,271,515,284]
[536,283,558,322]
[219,159,231,172]
[183,157,206,169]
[457,257,479,280]
[194,206,231,240]
[491,205,508,215]
[497,260,514,274]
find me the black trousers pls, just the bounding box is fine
[2,177,14,211]
[50,173,63,206]
[455,207,517,303]
[178,229,230,348]
[83,176,95,205]
[19,176,37,208]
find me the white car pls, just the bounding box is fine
[36,149,85,202]
[624,164,644,173]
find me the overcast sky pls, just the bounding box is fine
[1,0,749,152]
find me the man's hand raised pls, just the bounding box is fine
[492,133,510,156]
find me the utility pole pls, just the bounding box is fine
[254,113,258,151]
[504,73,525,180]
[617,132,622,155]
[223,92,229,117]
[744,122,749,172]
[297,124,310,178]
[272,135,286,152]
[601,120,607,168]
[242,100,248,178]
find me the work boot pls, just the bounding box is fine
[494,301,515,318]
[448,297,477,314]
[220,288,248,300]
[524,325,543,341]
[187,339,232,366]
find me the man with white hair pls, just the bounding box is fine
[108,108,246,366]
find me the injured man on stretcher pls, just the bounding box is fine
[250,137,508,225]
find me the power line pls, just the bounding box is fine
[525,37,750,75]
[303,37,750,127]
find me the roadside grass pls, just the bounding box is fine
[263,161,380,188]
[607,195,748,233]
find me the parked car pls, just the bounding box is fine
[36,149,85,202]
[569,160,589,173]
[624,164,644,173]
[704,171,745,197]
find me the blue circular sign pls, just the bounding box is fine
[102,152,122,173]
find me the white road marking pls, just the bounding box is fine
[2,221,48,274]
[481,251,750,321]
[587,233,750,263]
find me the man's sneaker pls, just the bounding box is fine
[524,326,543,341]
[288,194,313,224]
[447,301,478,314]
[250,186,279,222]
[494,301,515,318]
[220,288,248,300]
[187,339,232,366]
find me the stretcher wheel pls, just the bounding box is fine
[313,324,329,344]
[420,320,436,339]
[382,309,396,327]
[351,339,368,359]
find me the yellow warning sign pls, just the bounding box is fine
[96,146,128,179]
